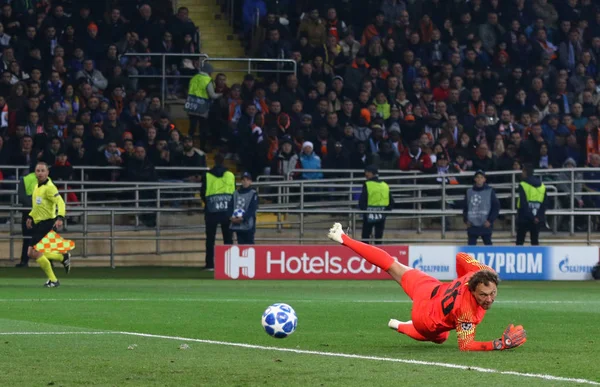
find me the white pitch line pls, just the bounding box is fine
[1,330,598,385]
[0,298,596,305]
[117,331,600,386]
[0,331,112,335]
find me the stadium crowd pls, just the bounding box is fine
[0,0,599,215]
[224,0,600,211]
[0,0,207,187]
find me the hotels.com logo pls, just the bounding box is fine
[218,245,409,280]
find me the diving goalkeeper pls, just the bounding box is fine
[327,223,527,351]
[27,162,72,288]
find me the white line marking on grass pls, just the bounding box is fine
[0,298,597,305]
[1,330,598,385]
[117,331,600,386]
[0,331,111,335]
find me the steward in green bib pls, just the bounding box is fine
[16,171,37,267]
[201,153,234,270]
[359,165,394,244]
[185,63,223,151]
[516,164,547,246]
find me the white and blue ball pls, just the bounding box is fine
[233,208,245,218]
[261,303,297,338]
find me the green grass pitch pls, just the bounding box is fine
[0,267,599,386]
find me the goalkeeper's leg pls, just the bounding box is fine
[389,320,428,341]
[389,319,449,344]
[327,223,410,284]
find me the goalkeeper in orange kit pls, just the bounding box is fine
[328,223,527,351]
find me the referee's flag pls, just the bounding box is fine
[34,231,75,253]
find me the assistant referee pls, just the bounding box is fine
[27,162,71,287]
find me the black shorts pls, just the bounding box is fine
[29,219,56,247]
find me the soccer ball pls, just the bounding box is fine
[233,208,245,218]
[261,303,298,338]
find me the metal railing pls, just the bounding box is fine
[1,167,599,266]
[122,53,209,105]
[2,202,600,267]
[0,165,209,187]
[122,53,297,107]
[201,57,297,76]
[280,167,600,236]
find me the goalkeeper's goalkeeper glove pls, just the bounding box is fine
[493,324,527,350]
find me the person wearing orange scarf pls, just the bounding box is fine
[585,123,600,163]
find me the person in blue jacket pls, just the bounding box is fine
[230,172,259,244]
[463,170,500,245]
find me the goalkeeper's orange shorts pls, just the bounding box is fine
[400,269,442,302]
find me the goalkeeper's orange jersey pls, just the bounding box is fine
[413,253,495,351]
[420,271,486,332]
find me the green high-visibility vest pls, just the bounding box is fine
[23,173,37,195]
[205,171,236,213]
[188,73,212,99]
[366,180,390,207]
[205,172,236,196]
[517,181,546,208]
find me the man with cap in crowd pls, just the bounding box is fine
[185,62,223,151]
[463,169,500,245]
[230,172,259,245]
[516,163,547,246]
[359,165,394,244]
[200,153,235,270]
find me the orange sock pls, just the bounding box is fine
[341,234,395,271]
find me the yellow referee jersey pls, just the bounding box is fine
[29,179,66,224]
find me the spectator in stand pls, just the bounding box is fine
[75,59,108,93]
[179,135,206,183]
[399,140,433,172]
[299,141,323,181]
[271,137,298,180]
[297,8,327,48]
[122,145,158,227]
[373,141,398,171]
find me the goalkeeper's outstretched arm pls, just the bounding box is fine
[456,322,527,351]
[456,252,495,278]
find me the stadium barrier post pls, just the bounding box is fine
[299,181,304,244]
[83,191,88,257]
[110,210,115,268]
[156,188,161,255]
[511,171,516,237]
[135,185,140,227]
[347,171,352,226]
[417,182,422,234]
[441,178,446,240]
[277,184,282,232]
[63,182,68,230]
[8,207,13,261]
[587,214,591,245]
[161,55,166,109]
[554,187,559,233]
[570,169,575,236]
